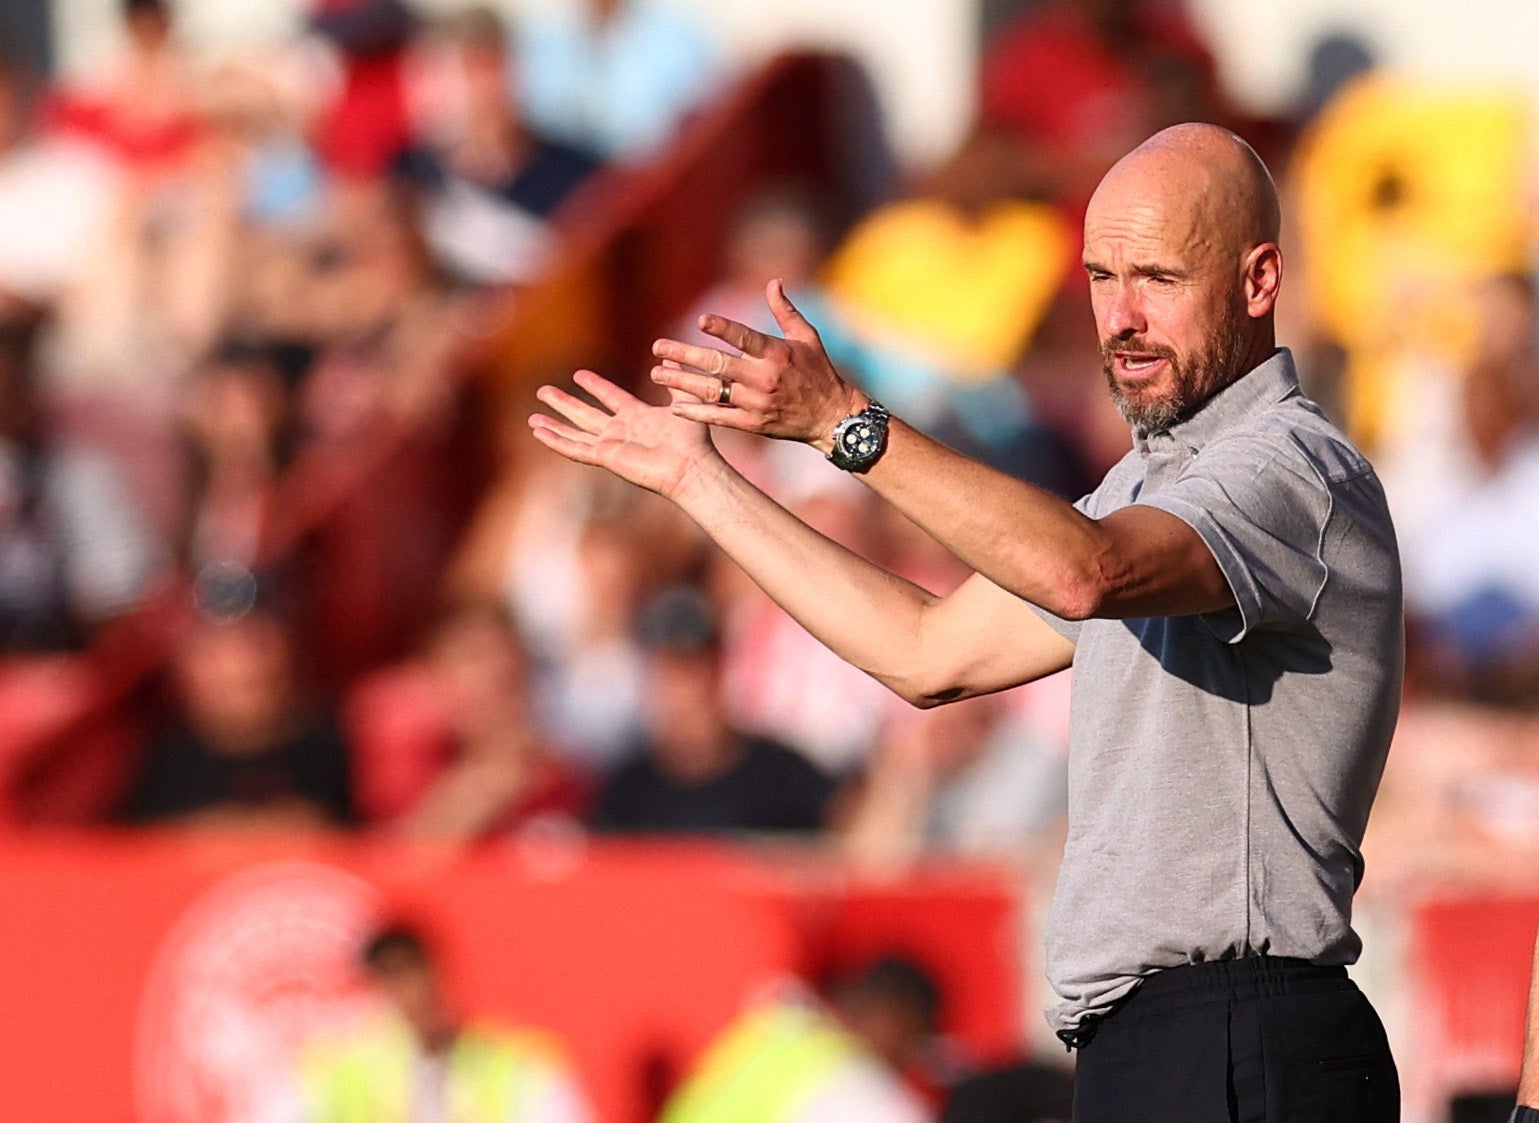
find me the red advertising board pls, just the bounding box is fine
[0,832,1023,1123]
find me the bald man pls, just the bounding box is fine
[530,124,1402,1120]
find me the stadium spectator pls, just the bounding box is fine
[125,607,354,829]
[840,688,1068,868]
[1389,273,1539,704]
[176,339,296,581]
[532,512,652,766]
[346,599,590,839]
[0,307,159,652]
[296,923,594,1122]
[47,0,203,177]
[309,0,419,180]
[294,182,464,444]
[397,5,599,288]
[0,50,118,314]
[447,423,706,766]
[517,0,721,162]
[979,0,1224,208]
[660,961,937,1123]
[592,585,838,835]
[43,0,236,389]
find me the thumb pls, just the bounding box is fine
[766,278,821,345]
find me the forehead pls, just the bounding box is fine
[1083,185,1218,267]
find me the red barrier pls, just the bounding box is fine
[0,833,1021,1123]
[1408,893,1539,1108]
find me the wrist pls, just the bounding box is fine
[669,448,733,514]
[810,385,869,456]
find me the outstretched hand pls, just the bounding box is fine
[528,367,720,502]
[650,278,864,452]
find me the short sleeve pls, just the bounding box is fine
[1136,441,1333,643]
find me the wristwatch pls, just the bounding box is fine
[1510,1106,1539,1123]
[826,399,890,473]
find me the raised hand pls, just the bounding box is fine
[649,278,865,452]
[528,367,721,501]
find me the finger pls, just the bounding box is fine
[529,421,604,465]
[671,400,760,431]
[651,339,745,380]
[767,278,821,345]
[572,368,639,414]
[653,364,767,413]
[535,385,610,433]
[698,314,774,358]
[528,413,599,445]
[650,363,725,403]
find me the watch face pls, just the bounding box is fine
[843,422,879,458]
[830,404,888,471]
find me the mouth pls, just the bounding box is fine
[1112,352,1170,382]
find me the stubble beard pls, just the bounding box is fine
[1102,304,1251,434]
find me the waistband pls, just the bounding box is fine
[1056,956,1350,1052]
[1136,955,1347,1002]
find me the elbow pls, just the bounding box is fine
[1047,572,1108,622]
[889,668,970,710]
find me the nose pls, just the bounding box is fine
[1104,283,1146,340]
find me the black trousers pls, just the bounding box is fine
[1070,956,1399,1122]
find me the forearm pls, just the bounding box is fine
[849,418,1108,619]
[674,457,946,702]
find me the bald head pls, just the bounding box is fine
[1093,124,1280,263]
[1083,124,1285,431]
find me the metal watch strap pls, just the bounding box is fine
[826,399,890,473]
[1511,1106,1539,1123]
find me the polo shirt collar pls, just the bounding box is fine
[1134,347,1299,456]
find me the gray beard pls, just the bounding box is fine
[1103,315,1250,435]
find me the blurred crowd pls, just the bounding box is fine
[3,0,1539,1111]
[1,0,1537,876]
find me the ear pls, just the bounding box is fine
[1243,243,1283,319]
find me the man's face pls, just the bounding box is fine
[1083,192,1251,432]
[371,950,449,1044]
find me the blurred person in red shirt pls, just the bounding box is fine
[125,606,354,829]
[347,599,591,840]
[309,0,419,181]
[47,0,203,177]
[0,50,118,315]
[980,0,1224,208]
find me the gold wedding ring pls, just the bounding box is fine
[717,379,733,406]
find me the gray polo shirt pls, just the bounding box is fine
[1035,348,1403,1034]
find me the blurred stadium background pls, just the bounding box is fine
[1,0,1538,1120]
